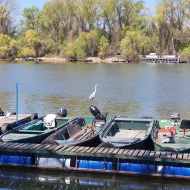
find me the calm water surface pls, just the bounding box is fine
[1,61,190,119]
[0,61,190,188]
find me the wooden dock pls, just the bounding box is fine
[0,142,190,179]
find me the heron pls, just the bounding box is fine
[87,84,100,104]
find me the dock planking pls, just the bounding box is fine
[0,142,190,166]
[132,149,141,157]
[96,147,105,154]
[112,148,120,155]
[79,147,90,153]
[105,148,115,155]
[85,147,95,154]
[75,146,86,153]
[121,149,131,156]
[90,147,100,154]
[101,148,110,154]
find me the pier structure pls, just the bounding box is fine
[0,142,190,179]
[140,53,180,64]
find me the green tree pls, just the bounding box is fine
[120,30,152,60]
[86,29,100,56]
[74,32,87,59]
[24,29,41,57]
[0,34,11,58]
[98,36,109,58]
[22,6,40,30]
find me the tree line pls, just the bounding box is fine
[0,0,190,61]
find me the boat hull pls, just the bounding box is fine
[99,117,155,150]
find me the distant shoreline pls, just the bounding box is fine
[13,56,129,63]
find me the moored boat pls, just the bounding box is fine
[98,116,155,149]
[0,107,38,134]
[0,108,70,144]
[151,113,190,153]
[41,105,109,147]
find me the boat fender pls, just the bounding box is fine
[1,123,12,133]
[98,142,115,148]
[31,113,38,121]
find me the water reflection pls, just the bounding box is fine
[0,168,190,190]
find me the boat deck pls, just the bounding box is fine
[0,114,31,127]
[114,129,147,139]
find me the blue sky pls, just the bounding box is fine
[19,0,47,11]
[19,0,157,12]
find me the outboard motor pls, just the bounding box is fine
[57,108,67,117]
[89,105,108,126]
[89,105,108,132]
[89,105,101,117]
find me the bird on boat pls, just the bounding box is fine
[87,84,100,104]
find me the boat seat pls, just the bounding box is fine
[180,119,190,135]
[23,122,43,130]
[180,119,190,129]
[105,137,140,144]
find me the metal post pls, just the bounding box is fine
[16,83,18,123]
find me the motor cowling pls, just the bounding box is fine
[89,105,101,117]
[57,108,67,117]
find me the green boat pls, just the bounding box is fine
[151,113,190,152]
[0,106,109,146]
[41,105,109,147]
[0,108,72,144]
[98,116,155,149]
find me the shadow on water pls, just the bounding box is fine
[0,168,190,190]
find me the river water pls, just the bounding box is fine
[0,60,190,189]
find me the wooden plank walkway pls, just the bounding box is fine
[0,142,189,163]
[0,142,189,179]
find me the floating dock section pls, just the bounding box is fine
[0,142,190,179]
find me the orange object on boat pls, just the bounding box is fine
[164,126,176,135]
[158,129,170,133]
